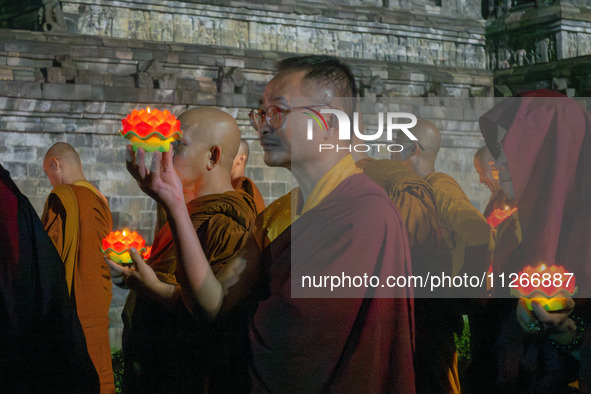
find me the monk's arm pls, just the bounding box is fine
[166,202,224,317]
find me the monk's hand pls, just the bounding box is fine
[216,256,247,296]
[126,145,184,210]
[105,248,162,296]
[517,297,578,344]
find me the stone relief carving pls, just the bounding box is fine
[217,67,245,94]
[39,0,68,33]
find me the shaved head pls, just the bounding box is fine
[409,119,441,161]
[474,145,493,163]
[473,145,500,193]
[391,119,441,177]
[174,107,240,199]
[43,142,85,186]
[44,142,82,168]
[231,138,250,183]
[177,107,241,171]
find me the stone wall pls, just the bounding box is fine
[0,0,494,350]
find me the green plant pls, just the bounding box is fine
[111,349,124,394]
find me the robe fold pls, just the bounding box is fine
[233,176,266,215]
[0,164,99,393]
[425,172,492,278]
[123,190,256,394]
[250,155,415,393]
[42,181,114,394]
[358,158,460,394]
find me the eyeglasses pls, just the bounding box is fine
[249,104,327,131]
[393,137,426,152]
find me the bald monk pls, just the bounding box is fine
[231,138,266,215]
[473,145,513,218]
[41,142,114,393]
[394,119,492,278]
[118,107,257,393]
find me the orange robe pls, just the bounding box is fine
[123,190,256,394]
[358,158,460,394]
[42,181,114,394]
[425,172,493,277]
[233,176,266,215]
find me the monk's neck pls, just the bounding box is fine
[414,161,435,178]
[183,177,235,202]
[290,153,347,202]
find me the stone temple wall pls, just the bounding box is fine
[0,0,493,350]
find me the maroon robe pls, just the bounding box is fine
[250,173,415,393]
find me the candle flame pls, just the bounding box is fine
[539,264,547,271]
[122,230,127,236]
[147,107,151,113]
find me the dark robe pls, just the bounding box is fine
[123,190,256,394]
[249,172,416,393]
[358,158,461,394]
[0,164,98,393]
[468,90,591,392]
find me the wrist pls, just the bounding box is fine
[550,315,584,351]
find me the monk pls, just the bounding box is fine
[121,55,416,392]
[356,154,458,393]
[473,145,512,217]
[114,107,257,393]
[231,138,266,215]
[394,119,492,278]
[470,90,591,392]
[0,163,98,392]
[41,142,114,393]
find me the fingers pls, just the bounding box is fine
[129,247,147,269]
[105,257,130,275]
[150,151,162,177]
[532,300,573,331]
[136,147,147,179]
[516,298,541,333]
[162,149,174,172]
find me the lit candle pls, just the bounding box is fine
[101,229,147,264]
[487,206,518,228]
[120,107,182,152]
[511,263,577,311]
[142,246,152,260]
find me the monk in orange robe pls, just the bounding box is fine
[231,138,266,215]
[114,107,257,394]
[41,142,114,393]
[395,119,493,278]
[473,145,513,217]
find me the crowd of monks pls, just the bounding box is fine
[1,54,590,394]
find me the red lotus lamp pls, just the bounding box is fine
[511,263,577,311]
[120,107,182,152]
[101,229,147,264]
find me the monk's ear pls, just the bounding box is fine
[207,146,221,170]
[325,113,339,138]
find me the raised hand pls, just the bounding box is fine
[126,145,184,211]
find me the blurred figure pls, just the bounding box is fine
[231,138,266,215]
[0,163,99,392]
[473,145,512,217]
[42,142,114,393]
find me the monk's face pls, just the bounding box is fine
[257,70,327,169]
[495,149,515,200]
[172,128,209,192]
[473,157,500,193]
